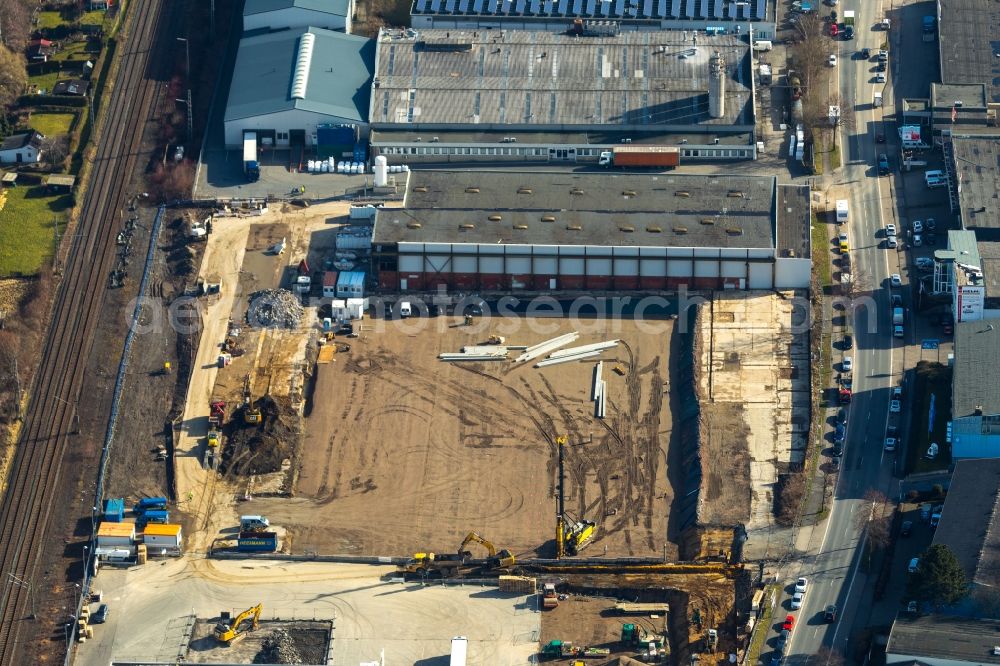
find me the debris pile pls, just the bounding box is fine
[254,628,302,664]
[247,289,303,328]
[222,396,296,476]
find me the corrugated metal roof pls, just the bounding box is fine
[142,523,182,536]
[97,521,136,537]
[411,0,770,20]
[225,28,374,124]
[244,0,351,17]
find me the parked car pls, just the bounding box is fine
[885,223,897,236]
[783,615,795,631]
[830,22,839,36]
[824,604,838,622]
[901,520,913,537]
[891,294,902,307]
[843,334,853,349]
[890,399,901,413]
[795,577,808,594]
[915,257,935,271]
[92,604,109,624]
[876,72,886,83]
[884,436,897,451]
[913,233,923,246]
[913,220,924,233]
[791,592,804,609]
[843,25,854,39]
[908,557,920,573]
[878,48,888,61]
[842,356,852,372]
[926,217,937,230]
[890,273,902,287]
[878,153,890,175]
[892,386,902,400]
[886,235,898,248]
[861,47,871,59]
[834,422,846,443]
[927,232,936,245]
[829,54,838,66]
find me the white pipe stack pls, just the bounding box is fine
[592,361,603,401]
[547,340,620,359]
[515,332,580,363]
[533,350,603,367]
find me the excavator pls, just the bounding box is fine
[555,436,597,558]
[214,603,262,645]
[242,373,262,425]
[458,531,516,569]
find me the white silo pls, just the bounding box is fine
[709,50,726,120]
[374,155,389,187]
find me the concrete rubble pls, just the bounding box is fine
[247,289,304,329]
[255,628,302,664]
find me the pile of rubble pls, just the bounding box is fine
[247,289,303,329]
[254,628,302,664]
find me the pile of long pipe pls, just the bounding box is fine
[592,361,607,418]
[439,353,508,362]
[515,332,579,363]
[534,350,602,367]
[548,340,620,359]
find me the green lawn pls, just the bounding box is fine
[36,11,65,29]
[80,10,108,27]
[28,71,61,95]
[27,112,77,137]
[53,41,93,62]
[0,185,72,276]
[905,361,953,474]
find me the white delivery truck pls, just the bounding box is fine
[450,637,468,666]
[836,200,849,225]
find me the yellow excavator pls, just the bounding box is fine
[214,603,262,645]
[459,531,516,568]
[556,436,596,558]
[242,373,262,425]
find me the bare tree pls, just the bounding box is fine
[0,45,27,111]
[826,93,857,148]
[789,15,832,94]
[854,490,893,558]
[41,134,70,168]
[0,0,33,53]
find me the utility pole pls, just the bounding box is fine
[12,358,21,421]
[7,573,36,620]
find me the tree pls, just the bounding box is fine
[40,134,70,168]
[0,46,27,112]
[825,93,856,149]
[0,0,33,53]
[853,490,892,567]
[908,544,968,606]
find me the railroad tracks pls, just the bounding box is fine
[0,0,172,660]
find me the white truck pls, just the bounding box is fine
[892,307,904,337]
[450,637,468,666]
[836,200,849,225]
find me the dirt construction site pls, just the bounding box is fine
[79,197,805,665]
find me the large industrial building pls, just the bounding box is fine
[408,0,777,39]
[243,0,354,33]
[369,28,757,162]
[951,321,1000,459]
[224,27,375,149]
[938,0,1000,105]
[371,170,810,292]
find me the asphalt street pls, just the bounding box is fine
[782,0,904,660]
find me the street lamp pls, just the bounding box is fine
[176,37,193,140]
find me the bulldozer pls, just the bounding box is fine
[458,531,516,568]
[214,603,262,645]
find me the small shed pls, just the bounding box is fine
[52,79,91,96]
[142,523,183,551]
[0,173,17,188]
[335,271,365,298]
[322,271,338,298]
[0,131,44,165]
[96,520,135,548]
[102,498,125,522]
[45,174,76,193]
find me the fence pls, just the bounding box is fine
[65,204,167,665]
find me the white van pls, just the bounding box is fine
[925,170,946,188]
[240,515,270,531]
[836,199,849,225]
[752,40,773,52]
[399,301,412,318]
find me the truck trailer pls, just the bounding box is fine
[599,146,680,169]
[243,133,260,182]
[450,637,468,666]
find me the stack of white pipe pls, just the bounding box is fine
[533,340,620,368]
[515,332,579,363]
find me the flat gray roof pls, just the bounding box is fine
[776,184,810,259]
[953,320,1000,418]
[887,615,1000,664]
[370,128,755,146]
[225,28,374,123]
[373,169,781,248]
[410,0,773,23]
[931,83,987,110]
[932,458,1000,589]
[372,29,753,129]
[938,0,1000,103]
[244,0,350,16]
[953,136,1000,233]
[977,240,1000,303]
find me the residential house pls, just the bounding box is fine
[26,39,56,62]
[52,79,91,96]
[0,131,45,165]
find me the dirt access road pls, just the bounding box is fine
[247,317,676,559]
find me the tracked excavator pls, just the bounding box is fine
[214,603,262,645]
[555,436,596,558]
[458,531,517,568]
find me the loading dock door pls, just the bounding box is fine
[289,130,305,146]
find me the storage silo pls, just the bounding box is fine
[709,51,726,119]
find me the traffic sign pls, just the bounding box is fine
[921,339,940,349]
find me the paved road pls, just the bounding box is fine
[783,0,901,660]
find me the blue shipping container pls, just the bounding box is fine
[135,497,168,512]
[317,124,356,147]
[139,510,169,524]
[238,532,277,552]
[103,498,125,522]
[353,144,367,163]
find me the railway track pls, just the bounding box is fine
[0,0,171,660]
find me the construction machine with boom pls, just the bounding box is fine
[458,532,516,569]
[555,436,596,558]
[214,603,262,645]
[400,532,517,578]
